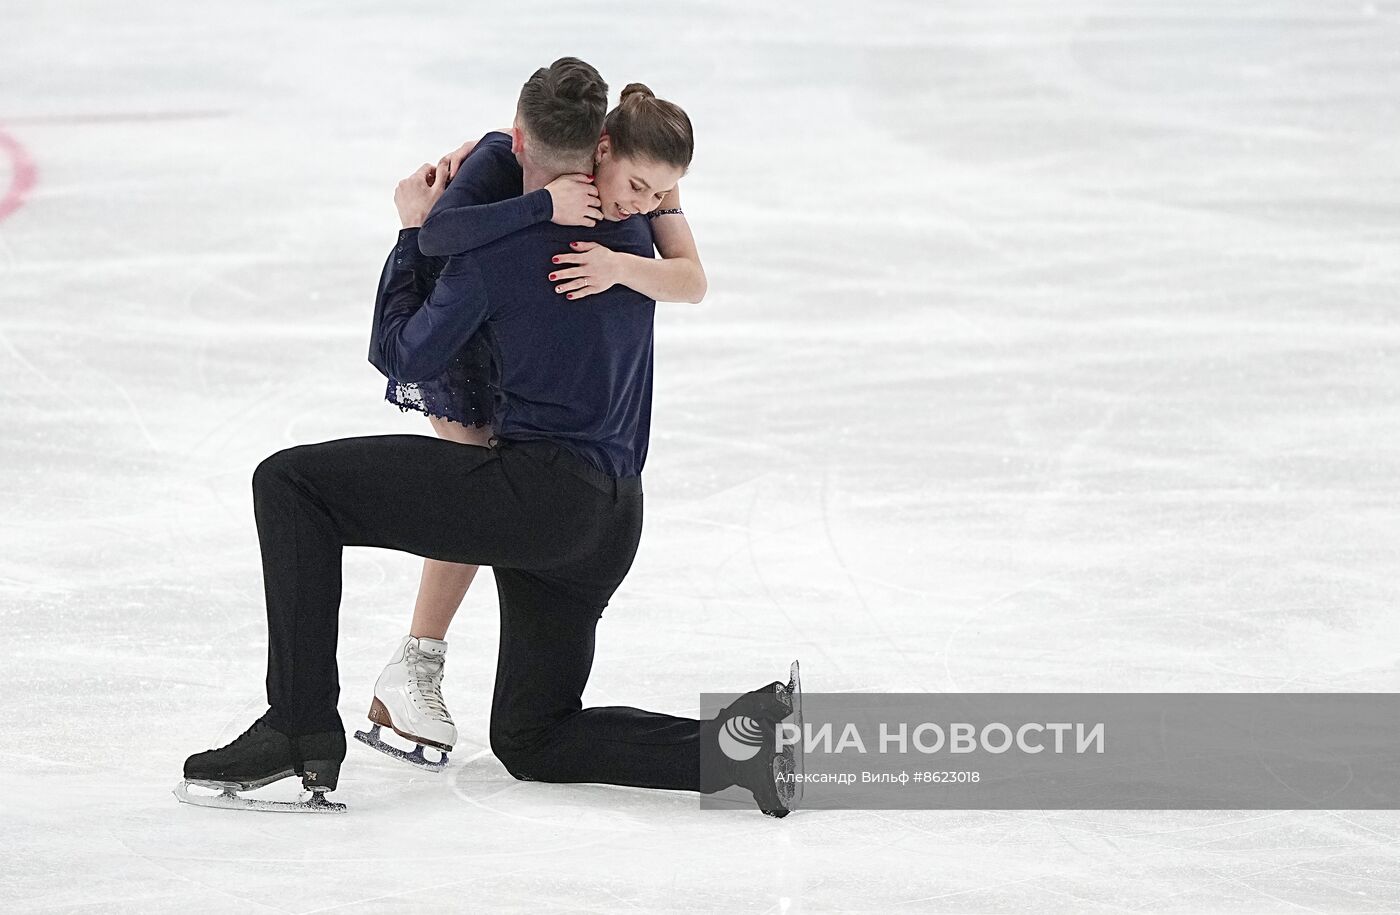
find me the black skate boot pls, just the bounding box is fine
[175,715,348,813]
[706,661,804,818]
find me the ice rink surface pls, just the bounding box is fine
[3,0,1399,911]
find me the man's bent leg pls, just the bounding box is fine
[254,448,345,736]
[488,567,704,792]
[251,435,592,736]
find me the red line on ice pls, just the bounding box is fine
[1,109,231,126]
[0,128,38,223]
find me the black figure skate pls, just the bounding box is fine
[174,716,347,813]
[713,660,804,817]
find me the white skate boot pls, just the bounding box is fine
[352,636,456,771]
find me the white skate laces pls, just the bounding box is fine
[406,641,452,722]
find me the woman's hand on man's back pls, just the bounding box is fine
[394,163,449,229]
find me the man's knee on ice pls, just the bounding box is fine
[492,737,559,783]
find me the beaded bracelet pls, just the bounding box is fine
[646,208,684,220]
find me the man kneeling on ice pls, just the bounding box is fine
[177,57,800,817]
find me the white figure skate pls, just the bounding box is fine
[353,636,456,771]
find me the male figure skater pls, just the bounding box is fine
[177,61,798,816]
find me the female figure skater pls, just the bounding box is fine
[360,80,701,767]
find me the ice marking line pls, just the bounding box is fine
[447,750,652,834]
[0,128,37,223]
[743,483,833,672]
[299,864,542,915]
[91,367,164,454]
[0,109,233,126]
[1134,844,1367,913]
[816,467,890,686]
[112,827,285,913]
[1322,809,1400,845]
[0,328,57,387]
[0,749,83,768]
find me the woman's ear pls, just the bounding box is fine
[594,134,611,163]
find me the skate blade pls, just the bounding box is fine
[760,660,804,818]
[353,724,449,771]
[783,659,804,811]
[173,780,346,814]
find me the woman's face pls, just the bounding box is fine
[593,137,684,222]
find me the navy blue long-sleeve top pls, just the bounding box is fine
[374,131,555,426]
[417,131,552,256]
[370,214,658,478]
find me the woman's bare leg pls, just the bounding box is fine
[408,417,493,639]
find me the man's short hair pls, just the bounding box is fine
[517,58,608,170]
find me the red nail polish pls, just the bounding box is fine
[549,274,556,280]
[567,293,574,299]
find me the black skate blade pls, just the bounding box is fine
[761,660,804,817]
[745,660,806,819]
[783,660,804,811]
[353,724,449,772]
[173,780,346,814]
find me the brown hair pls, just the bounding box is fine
[603,83,694,172]
[517,58,609,168]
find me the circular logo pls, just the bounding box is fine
[718,715,766,762]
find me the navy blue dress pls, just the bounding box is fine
[383,328,497,426]
[378,132,554,426]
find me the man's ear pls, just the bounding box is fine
[594,134,610,163]
[511,124,524,156]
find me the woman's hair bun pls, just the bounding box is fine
[603,81,694,171]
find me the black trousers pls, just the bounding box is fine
[251,434,707,792]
